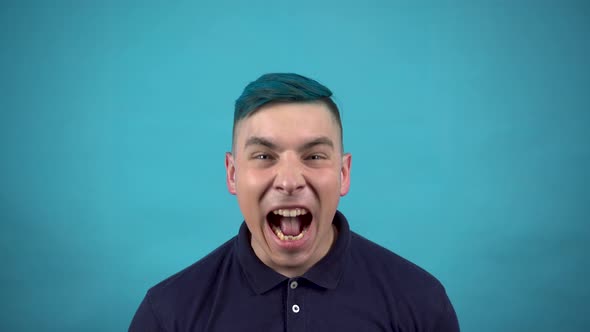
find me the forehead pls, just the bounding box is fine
[235,102,342,149]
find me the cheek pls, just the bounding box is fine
[312,169,342,195]
[236,168,273,199]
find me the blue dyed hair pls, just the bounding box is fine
[233,73,342,149]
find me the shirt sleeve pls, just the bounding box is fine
[129,292,164,332]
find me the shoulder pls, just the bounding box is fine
[348,232,458,330]
[349,231,447,298]
[146,237,237,310]
[130,237,238,331]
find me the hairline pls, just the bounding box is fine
[231,100,344,154]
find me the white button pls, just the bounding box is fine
[292,304,300,313]
[290,281,298,289]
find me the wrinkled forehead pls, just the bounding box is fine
[233,102,343,151]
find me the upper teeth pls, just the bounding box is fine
[272,208,308,217]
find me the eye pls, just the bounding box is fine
[253,153,272,160]
[307,154,326,160]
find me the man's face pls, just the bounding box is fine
[225,102,351,277]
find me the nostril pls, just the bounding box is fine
[275,183,305,194]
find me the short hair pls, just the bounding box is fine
[233,73,343,150]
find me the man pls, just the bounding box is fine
[129,73,460,331]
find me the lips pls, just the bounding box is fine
[267,207,313,242]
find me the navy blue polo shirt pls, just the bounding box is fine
[129,211,459,331]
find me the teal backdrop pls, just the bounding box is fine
[1,1,588,331]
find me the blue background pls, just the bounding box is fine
[1,1,588,331]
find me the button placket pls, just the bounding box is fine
[286,278,305,331]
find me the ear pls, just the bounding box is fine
[340,153,352,196]
[225,152,237,195]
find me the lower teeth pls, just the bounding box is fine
[271,225,306,241]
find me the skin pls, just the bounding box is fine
[225,102,351,277]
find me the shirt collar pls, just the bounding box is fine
[236,210,351,294]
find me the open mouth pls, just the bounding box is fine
[267,208,313,241]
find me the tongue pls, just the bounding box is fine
[280,217,302,236]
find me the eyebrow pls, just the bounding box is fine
[299,136,334,151]
[244,136,278,150]
[243,136,334,152]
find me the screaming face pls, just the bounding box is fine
[225,102,351,277]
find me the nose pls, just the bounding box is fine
[274,154,305,195]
